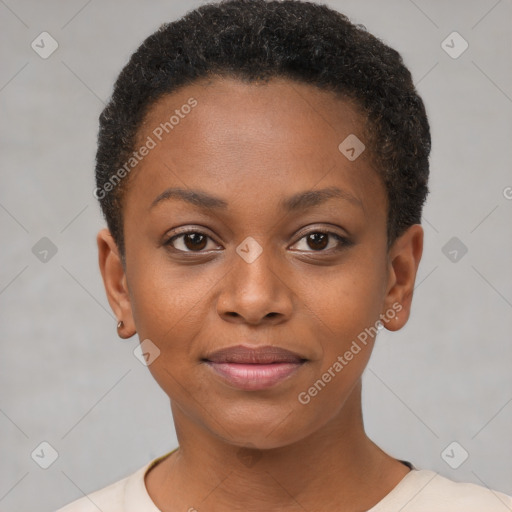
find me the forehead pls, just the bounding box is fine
[136,76,366,158]
[126,76,385,219]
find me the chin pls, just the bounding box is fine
[206,404,322,450]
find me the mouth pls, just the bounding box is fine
[202,345,307,391]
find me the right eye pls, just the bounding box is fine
[164,231,222,253]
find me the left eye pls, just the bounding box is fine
[291,231,349,252]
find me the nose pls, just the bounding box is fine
[216,241,294,326]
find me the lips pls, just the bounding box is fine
[203,345,307,391]
[204,345,306,364]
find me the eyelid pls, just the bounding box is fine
[292,224,350,242]
[289,227,351,252]
[163,227,222,251]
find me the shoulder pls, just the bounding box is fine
[55,464,148,512]
[389,469,512,511]
[56,449,176,512]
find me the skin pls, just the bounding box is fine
[97,76,423,512]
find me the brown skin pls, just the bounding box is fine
[97,77,423,511]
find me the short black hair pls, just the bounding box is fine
[95,0,430,264]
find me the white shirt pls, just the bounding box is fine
[57,451,512,511]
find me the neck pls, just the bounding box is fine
[145,381,410,512]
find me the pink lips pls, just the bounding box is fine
[204,345,306,391]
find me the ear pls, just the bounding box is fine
[97,228,136,338]
[381,224,424,332]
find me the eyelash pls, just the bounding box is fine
[163,229,351,254]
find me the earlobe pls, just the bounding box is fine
[96,228,136,338]
[381,224,424,332]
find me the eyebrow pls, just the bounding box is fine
[149,186,363,212]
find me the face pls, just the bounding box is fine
[98,76,423,449]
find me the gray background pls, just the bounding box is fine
[1,0,511,510]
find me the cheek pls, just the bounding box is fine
[126,263,209,404]
[291,275,382,419]
[126,257,207,355]
[301,260,385,342]
[122,231,218,404]
[299,257,386,383]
